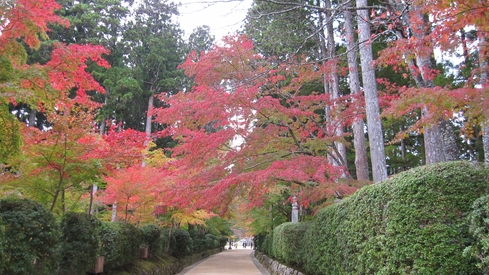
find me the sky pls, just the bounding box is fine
[176,0,253,41]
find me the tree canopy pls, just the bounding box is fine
[2,0,489,238]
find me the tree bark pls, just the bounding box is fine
[145,89,154,138]
[356,0,387,183]
[142,87,155,168]
[394,1,458,164]
[325,0,347,169]
[479,37,489,164]
[28,109,37,128]
[344,0,369,180]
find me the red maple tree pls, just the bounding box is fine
[153,35,361,215]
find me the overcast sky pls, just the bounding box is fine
[176,0,253,41]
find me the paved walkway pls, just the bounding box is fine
[176,248,270,275]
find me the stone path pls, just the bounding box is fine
[176,248,270,275]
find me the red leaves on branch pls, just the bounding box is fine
[1,0,110,106]
[0,0,68,51]
[99,165,159,222]
[80,125,149,171]
[47,43,110,104]
[373,0,489,145]
[153,35,361,214]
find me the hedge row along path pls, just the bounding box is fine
[176,248,270,275]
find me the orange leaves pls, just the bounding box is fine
[100,165,160,222]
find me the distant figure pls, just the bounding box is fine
[250,242,253,249]
[243,242,247,249]
[235,243,238,249]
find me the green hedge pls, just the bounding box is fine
[255,233,273,255]
[301,161,488,275]
[0,217,4,272]
[58,212,99,275]
[465,194,489,273]
[160,227,176,255]
[271,222,309,267]
[0,198,230,274]
[98,221,142,271]
[141,224,163,258]
[189,229,206,253]
[0,198,59,275]
[171,228,192,258]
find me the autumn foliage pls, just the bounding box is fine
[153,35,361,215]
[375,0,489,134]
[5,0,489,231]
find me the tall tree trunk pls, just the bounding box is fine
[143,87,155,168]
[400,130,407,171]
[325,0,347,169]
[99,118,107,135]
[440,120,459,161]
[145,87,154,138]
[356,0,387,183]
[343,0,369,180]
[28,109,37,128]
[479,37,489,164]
[395,1,458,164]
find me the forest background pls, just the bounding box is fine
[1,0,489,235]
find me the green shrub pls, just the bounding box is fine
[205,234,219,249]
[58,212,99,275]
[0,198,59,275]
[253,233,269,253]
[465,194,489,273]
[141,224,163,257]
[160,227,176,255]
[271,223,286,260]
[188,230,205,253]
[98,221,142,271]
[271,222,310,266]
[219,235,228,248]
[258,233,273,255]
[171,228,191,258]
[303,161,488,275]
[0,217,5,271]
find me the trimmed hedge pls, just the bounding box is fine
[0,217,4,271]
[0,198,230,274]
[465,194,489,273]
[172,228,192,258]
[271,222,309,267]
[257,162,489,274]
[58,212,99,275]
[254,233,272,254]
[141,224,163,257]
[98,221,142,271]
[189,229,206,253]
[0,198,59,275]
[302,161,489,275]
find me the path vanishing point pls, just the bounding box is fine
[176,248,270,275]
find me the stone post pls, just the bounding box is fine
[291,196,298,223]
